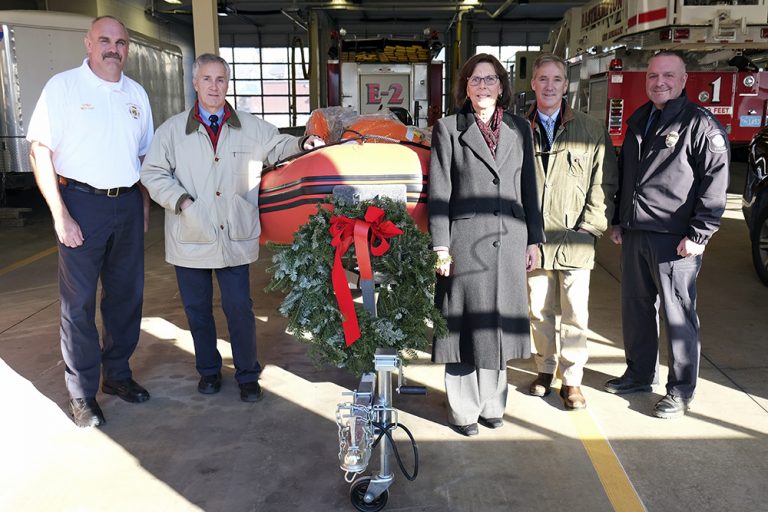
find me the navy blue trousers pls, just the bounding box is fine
[620,230,702,399]
[174,264,261,384]
[58,185,144,399]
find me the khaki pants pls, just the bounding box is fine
[528,268,591,386]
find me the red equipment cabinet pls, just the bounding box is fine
[601,70,768,148]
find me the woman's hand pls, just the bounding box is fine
[435,249,452,277]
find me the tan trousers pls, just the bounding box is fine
[528,268,591,386]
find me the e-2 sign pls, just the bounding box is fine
[359,73,410,114]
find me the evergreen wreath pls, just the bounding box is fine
[267,196,447,376]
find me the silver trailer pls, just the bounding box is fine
[0,10,184,178]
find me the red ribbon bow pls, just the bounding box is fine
[329,206,403,346]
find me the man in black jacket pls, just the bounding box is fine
[605,51,729,419]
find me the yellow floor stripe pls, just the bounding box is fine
[0,246,57,277]
[569,407,647,512]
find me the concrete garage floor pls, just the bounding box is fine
[1,172,767,512]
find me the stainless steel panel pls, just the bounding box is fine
[413,63,427,126]
[0,15,184,173]
[124,32,185,129]
[0,24,28,174]
[341,62,359,113]
[0,137,31,174]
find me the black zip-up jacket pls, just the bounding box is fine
[613,92,729,245]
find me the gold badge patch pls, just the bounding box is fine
[128,104,140,119]
[665,131,679,148]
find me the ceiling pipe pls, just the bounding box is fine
[300,2,532,21]
[489,0,518,19]
[148,1,562,25]
[314,3,481,12]
[145,0,194,24]
[281,9,308,32]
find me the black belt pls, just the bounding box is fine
[58,176,137,197]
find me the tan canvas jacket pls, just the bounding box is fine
[526,101,618,269]
[141,105,302,268]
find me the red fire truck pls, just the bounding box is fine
[514,0,768,148]
[326,34,444,127]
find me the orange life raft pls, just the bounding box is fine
[259,141,429,245]
[342,118,428,145]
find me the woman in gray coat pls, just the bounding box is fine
[429,54,544,436]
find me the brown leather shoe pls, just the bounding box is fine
[560,385,587,409]
[529,373,554,397]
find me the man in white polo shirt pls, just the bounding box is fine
[27,15,154,427]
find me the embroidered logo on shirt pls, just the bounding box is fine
[707,131,728,153]
[128,103,141,119]
[80,103,95,110]
[665,131,679,148]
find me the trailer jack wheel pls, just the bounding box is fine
[350,477,388,512]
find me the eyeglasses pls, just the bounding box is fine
[468,75,499,86]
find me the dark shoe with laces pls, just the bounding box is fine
[102,378,150,403]
[239,381,264,402]
[450,423,479,437]
[198,372,222,394]
[560,385,587,409]
[529,372,554,397]
[653,394,692,419]
[479,417,504,429]
[69,398,106,428]
[603,376,652,395]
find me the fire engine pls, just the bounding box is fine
[513,0,768,148]
[326,32,444,127]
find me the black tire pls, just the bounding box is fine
[751,204,768,286]
[349,477,388,512]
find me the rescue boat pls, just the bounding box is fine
[259,138,429,244]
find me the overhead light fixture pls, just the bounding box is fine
[164,0,182,4]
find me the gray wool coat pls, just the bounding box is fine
[428,106,545,370]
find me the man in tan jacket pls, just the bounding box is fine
[141,54,323,402]
[525,54,618,409]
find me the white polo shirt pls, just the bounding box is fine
[26,59,154,189]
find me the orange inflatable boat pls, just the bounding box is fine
[259,140,429,244]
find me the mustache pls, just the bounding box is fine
[102,52,122,61]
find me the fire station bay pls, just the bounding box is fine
[2,1,767,511]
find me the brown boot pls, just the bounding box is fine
[529,373,554,397]
[560,385,587,409]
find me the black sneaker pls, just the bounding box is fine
[198,372,222,394]
[604,376,653,395]
[239,381,264,402]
